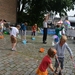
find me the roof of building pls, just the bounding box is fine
[68,16,75,22]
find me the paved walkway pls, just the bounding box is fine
[0,34,75,75]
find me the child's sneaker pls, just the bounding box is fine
[54,69,59,75]
[52,41,55,46]
[58,71,62,75]
[12,48,14,51]
[11,48,17,51]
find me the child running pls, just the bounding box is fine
[36,47,57,75]
[54,35,73,75]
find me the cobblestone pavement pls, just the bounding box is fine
[0,34,75,75]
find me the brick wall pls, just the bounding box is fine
[0,0,17,23]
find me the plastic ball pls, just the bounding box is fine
[53,35,58,39]
[32,37,35,40]
[22,40,26,44]
[4,31,9,35]
[39,48,44,53]
[4,31,7,34]
[54,37,59,42]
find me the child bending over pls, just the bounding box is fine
[36,48,57,75]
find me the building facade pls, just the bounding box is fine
[0,0,17,23]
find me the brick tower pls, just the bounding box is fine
[0,0,17,23]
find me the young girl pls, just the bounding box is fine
[31,24,37,37]
[36,48,57,75]
[54,35,73,75]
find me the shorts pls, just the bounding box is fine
[55,57,64,69]
[36,68,48,75]
[10,35,17,43]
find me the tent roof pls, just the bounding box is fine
[68,16,75,23]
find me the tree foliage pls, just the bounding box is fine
[17,0,75,26]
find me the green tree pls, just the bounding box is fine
[17,0,75,26]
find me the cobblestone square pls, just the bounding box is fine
[0,34,75,75]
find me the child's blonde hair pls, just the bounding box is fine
[61,35,67,42]
[48,48,57,58]
[16,25,21,29]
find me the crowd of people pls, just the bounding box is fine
[0,16,74,75]
[0,20,38,50]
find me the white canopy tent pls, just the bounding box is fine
[68,16,75,23]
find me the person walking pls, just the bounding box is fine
[63,17,71,38]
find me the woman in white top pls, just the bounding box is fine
[43,14,49,44]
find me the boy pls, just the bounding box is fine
[10,25,20,51]
[20,22,27,41]
[54,35,73,75]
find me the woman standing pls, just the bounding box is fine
[43,14,49,44]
